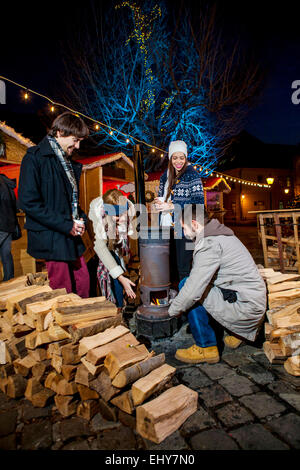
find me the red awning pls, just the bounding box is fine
[0,164,21,198]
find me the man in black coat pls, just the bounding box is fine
[18,112,90,297]
[0,174,18,281]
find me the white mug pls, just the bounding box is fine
[155,196,165,209]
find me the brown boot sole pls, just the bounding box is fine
[175,353,220,364]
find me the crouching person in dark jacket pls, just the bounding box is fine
[18,112,90,297]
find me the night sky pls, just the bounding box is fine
[1,0,300,146]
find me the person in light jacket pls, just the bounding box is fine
[89,189,136,307]
[168,204,266,364]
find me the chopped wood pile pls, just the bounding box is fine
[0,273,197,444]
[259,268,300,377]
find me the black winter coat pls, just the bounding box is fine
[0,174,18,233]
[18,137,87,261]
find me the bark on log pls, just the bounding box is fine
[112,353,165,388]
[68,314,123,344]
[131,364,176,406]
[78,325,130,357]
[86,333,139,366]
[104,344,152,380]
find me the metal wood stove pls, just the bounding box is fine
[136,227,181,339]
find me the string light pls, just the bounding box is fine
[0,74,272,190]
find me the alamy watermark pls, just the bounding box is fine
[291,80,300,104]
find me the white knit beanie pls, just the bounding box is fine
[168,140,188,159]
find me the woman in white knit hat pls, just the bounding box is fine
[153,140,204,281]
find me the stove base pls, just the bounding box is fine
[136,307,182,339]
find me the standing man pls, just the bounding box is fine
[18,112,90,297]
[0,173,18,281]
[168,204,266,363]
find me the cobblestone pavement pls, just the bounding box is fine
[1,319,300,451]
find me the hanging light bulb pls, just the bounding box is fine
[24,91,29,100]
[50,105,55,113]
[109,130,113,135]
[95,124,100,130]
[151,148,155,153]
[126,138,130,144]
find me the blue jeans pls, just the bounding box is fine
[110,251,124,308]
[179,277,217,348]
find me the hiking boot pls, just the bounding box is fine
[175,344,220,364]
[224,335,243,349]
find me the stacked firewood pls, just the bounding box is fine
[259,268,300,377]
[0,274,197,444]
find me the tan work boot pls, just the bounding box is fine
[175,344,220,364]
[224,335,243,349]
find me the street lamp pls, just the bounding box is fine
[266,176,274,209]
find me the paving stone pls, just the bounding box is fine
[62,440,90,450]
[0,409,18,436]
[199,362,235,380]
[142,430,189,450]
[21,421,52,450]
[279,393,300,412]
[215,402,254,428]
[230,423,289,450]
[267,413,300,449]
[60,417,91,442]
[267,380,295,395]
[239,393,286,418]
[219,374,259,397]
[180,408,216,436]
[237,362,275,385]
[22,402,52,421]
[0,434,16,450]
[222,353,254,368]
[96,425,137,450]
[176,367,213,390]
[190,429,239,450]
[252,352,276,369]
[198,384,232,408]
[90,413,121,433]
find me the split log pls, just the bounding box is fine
[51,354,63,374]
[0,377,8,393]
[264,323,273,341]
[0,363,15,379]
[47,339,70,358]
[80,357,103,376]
[17,288,66,314]
[26,293,80,320]
[89,370,120,401]
[268,289,300,309]
[75,364,94,387]
[267,273,300,285]
[54,298,117,326]
[12,324,33,338]
[131,364,176,406]
[78,325,130,357]
[104,344,152,380]
[112,353,165,388]
[6,285,52,317]
[21,314,36,329]
[61,365,77,382]
[26,325,71,349]
[61,344,80,365]
[268,281,300,294]
[68,314,123,344]
[0,275,28,295]
[13,355,38,377]
[6,337,27,360]
[278,332,300,356]
[55,379,78,396]
[77,384,99,401]
[263,341,287,364]
[284,355,300,376]
[25,377,55,407]
[111,390,135,415]
[44,371,64,393]
[273,312,300,329]
[98,398,118,422]
[269,327,300,342]
[86,333,140,366]
[6,374,27,398]
[136,384,198,444]
[28,348,48,362]
[31,360,51,382]
[0,340,6,365]
[77,400,100,420]
[55,395,79,417]
[268,301,300,326]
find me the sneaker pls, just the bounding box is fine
[175,344,220,364]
